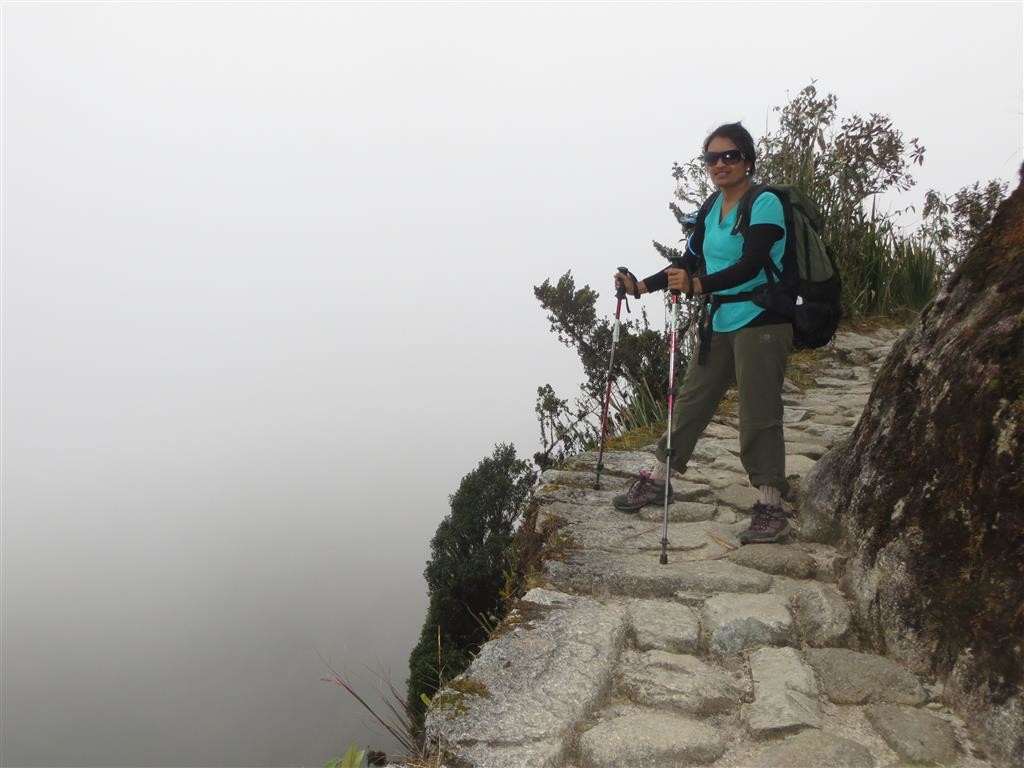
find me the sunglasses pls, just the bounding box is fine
[702,149,746,166]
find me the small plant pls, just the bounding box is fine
[325,743,366,768]
[321,667,419,758]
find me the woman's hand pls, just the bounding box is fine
[614,270,637,297]
[666,267,692,294]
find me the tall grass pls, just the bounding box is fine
[831,209,942,320]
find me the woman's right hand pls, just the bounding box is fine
[615,270,637,297]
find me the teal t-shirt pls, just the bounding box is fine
[703,191,787,332]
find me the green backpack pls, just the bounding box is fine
[699,184,843,349]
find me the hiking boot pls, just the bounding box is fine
[738,502,790,545]
[612,470,672,512]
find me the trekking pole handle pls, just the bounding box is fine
[665,256,686,297]
[616,266,639,304]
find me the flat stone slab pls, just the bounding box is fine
[787,440,829,459]
[815,375,873,389]
[702,592,792,654]
[792,422,854,447]
[784,426,828,445]
[534,482,619,507]
[549,466,717,505]
[819,365,860,380]
[538,468,605,489]
[747,646,823,733]
[626,598,701,654]
[623,519,740,560]
[864,703,959,765]
[684,464,744,484]
[785,453,819,477]
[446,739,563,768]
[638,500,716,523]
[616,650,746,715]
[772,579,853,647]
[425,589,626,752]
[577,708,727,767]
[787,402,842,415]
[565,450,658,478]
[803,648,927,705]
[809,413,859,427]
[673,478,717,502]
[555,480,713,510]
[783,407,809,423]
[703,420,741,440]
[540,501,711,554]
[692,436,739,462]
[742,728,876,767]
[666,559,774,593]
[727,544,817,579]
[715,483,762,510]
[712,454,748,473]
[547,549,772,598]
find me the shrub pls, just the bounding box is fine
[405,444,536,727]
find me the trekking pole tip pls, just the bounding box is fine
[659,552,668,565]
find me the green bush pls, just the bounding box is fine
[406,444,536,728]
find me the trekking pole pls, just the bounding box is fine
[656,207,699,564]
[660,281,680,565]
[595,269,632,490]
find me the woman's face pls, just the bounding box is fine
[704,136,751,191]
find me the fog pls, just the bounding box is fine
[2,2,1021,766]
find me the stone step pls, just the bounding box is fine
[616,650,748,715]
[576,708,728,767]
[424,588,627,767]
[746,646,823,734]
[702,592,794,655]
[803,647,928,706]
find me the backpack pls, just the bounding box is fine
[695,184,843,349]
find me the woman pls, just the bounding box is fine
[613,122,792,545]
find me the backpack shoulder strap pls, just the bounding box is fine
[730,183,772,236]
[695,191,720,227]
[730,183,787,285]
[687,191,720,263]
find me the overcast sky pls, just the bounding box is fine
[2,2,1022,766]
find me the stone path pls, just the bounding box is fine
[423,328,997,768]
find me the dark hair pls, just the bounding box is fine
[703,122,756,175]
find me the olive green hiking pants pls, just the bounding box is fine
[655,322,793,495]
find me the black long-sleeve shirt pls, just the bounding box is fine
[642,223,783,293]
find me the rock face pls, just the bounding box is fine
[800,170,1024,766]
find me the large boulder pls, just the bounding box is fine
[800,168,1024,766]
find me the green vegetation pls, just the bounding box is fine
[324,744,367,768]
[405,443,536,728]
